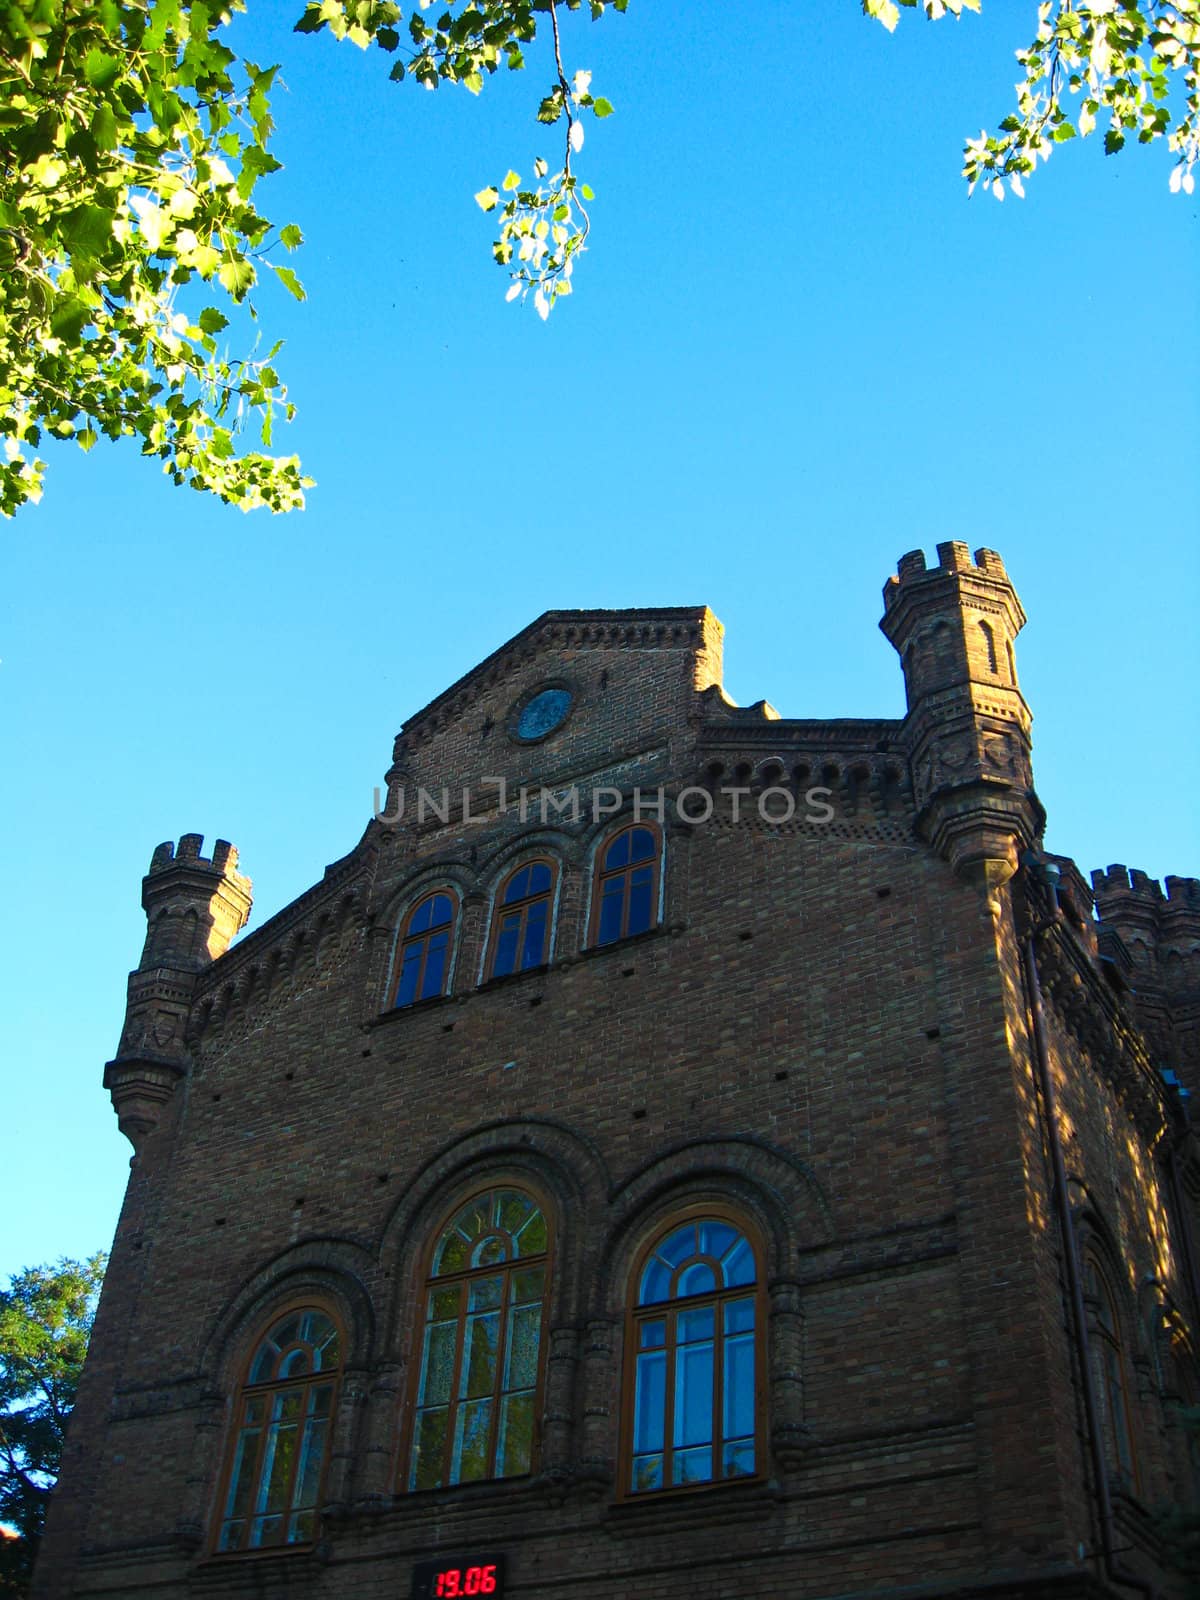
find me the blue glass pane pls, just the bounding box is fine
[674,1341,713,1448]
[639,1319,665,1350]
[521,901,548,969]
[722,1440,755,1479]
[627,870,653,935]
[698,1222,737,1261]
[504,866,532,904]
[629,828,657,864]
[723,1235,755,1287]
[411,893,453,934]
[528,862,552,894]
[597,881,624,946]
[631,1453,663,1493]
[493,916,519,978]
[677,1307,714,1345]
[724,1297,755,1336]
[395,944,422,1007]
[723,1331,755,1441]
[427,894,454,928]
[677,1261,717,1298]
[604,831,631,870]
[419,931,449,999]
[639,1258,671,1305]
[657,1226,698,1270]
[634,1349,666,1452]
[673,1445,713,1486]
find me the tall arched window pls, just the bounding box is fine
[216,1307,342,1552]
[624,1214,761,1495]
[408,1188,550,1491]
[488,861,556,978]
[1085,1257,1138,1487]
[592,825,660,947]
[394,891,457,1007]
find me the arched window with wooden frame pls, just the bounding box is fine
[622,1211,763,1496]
[1085,1256,1138,1489]
[487,860,556,979]
[591,824,661,948]
[393,890,458,1007]
[215,1306,342,1553]
[407,1187,551,1492]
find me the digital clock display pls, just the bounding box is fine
[411,1554,506,1600]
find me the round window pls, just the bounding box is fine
[515,687,572,742]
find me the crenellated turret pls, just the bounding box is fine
[880,543,1041,888]
[1091,865,1200,1094]
[104,835,252,1151]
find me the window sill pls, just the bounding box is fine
[368,924,686,1027]
[604,1475,775,1536]
[193,1543,327,1583]
[366,991,455,1029]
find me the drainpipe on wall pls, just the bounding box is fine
[1020,856,1159,1600]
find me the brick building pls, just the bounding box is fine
[37,545,1200,1599]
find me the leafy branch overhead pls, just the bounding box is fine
[1,3,1197,520]
[865,0,1200,198]
[295,0,624,319]
[0,0,313,518]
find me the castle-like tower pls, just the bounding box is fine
[38,550,1200,1600]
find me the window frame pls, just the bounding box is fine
[211,1300,344,1557]
[391,888,460,1008]
[1084,1255,1140,1493]
[484,858,559,981]
[588,822,663,949]
[618,1204,766,1501]
[402,1181,555,1495]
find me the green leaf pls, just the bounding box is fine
[83,49,122,91]
[502,170,521,191]
[272,264,306,301]
[198,307,229,335]
[475,186,500,210]
[280,224,304,250]
[49,297,91,346]
[217,258,257,300]
[91,104,118,151]
[592,96,614,117]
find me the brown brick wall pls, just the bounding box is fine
[36,583,1198,1600]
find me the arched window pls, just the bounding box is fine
[408,1188,550,1491]
[592,825,660,947]
[624,1214,761,1495]
[394,891,457,1007]
[216,1307,341,1552]
[1085,1257,1138,1487]
[979,619,999,674]
[488,861,555,978]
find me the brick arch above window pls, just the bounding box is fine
[377,1120,610,1348]
[596,1137,836,1317]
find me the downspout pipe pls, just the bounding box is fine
[1019,856,1158,1600]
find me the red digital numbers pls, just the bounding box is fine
[435,1565,497,1597]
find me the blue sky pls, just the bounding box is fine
[1,3,1196,1282]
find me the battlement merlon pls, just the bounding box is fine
[881,544,1027,636]
[138,834,253,971]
